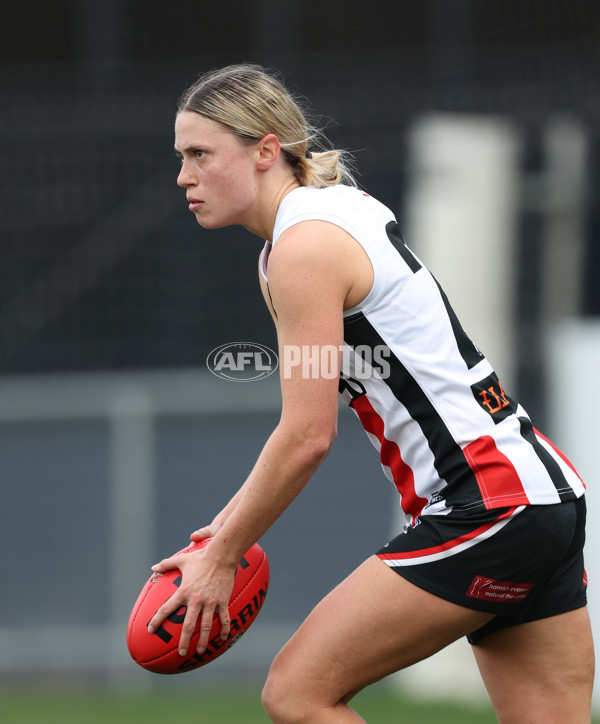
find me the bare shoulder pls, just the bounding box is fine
[268,221,373,311]
[270,220,357,267]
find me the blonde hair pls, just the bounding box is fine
[177,64,356,188]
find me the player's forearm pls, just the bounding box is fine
[211,486,245,528]
[207,421,335,567]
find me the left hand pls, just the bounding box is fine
[146,544,236,657]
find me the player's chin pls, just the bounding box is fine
[194,214,229,230]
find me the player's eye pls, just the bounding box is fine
[194,150,206,160]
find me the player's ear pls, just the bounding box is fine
[255,134,280,170]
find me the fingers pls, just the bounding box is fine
[147,596,230,656]
[217,603,231,642]
[145,554,187,635]
[172,600,231,656]
[150,555,179,574]
[144,578,226,656]
[197,605,216,654]
[178,598,227,656]
[145,543,233,657]
[190,523,220,542]
[178,601,203,656]
[145,586,212,655]
[146,591,184,637]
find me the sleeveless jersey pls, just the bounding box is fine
[261,185,585,524]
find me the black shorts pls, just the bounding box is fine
[376,496,588,645]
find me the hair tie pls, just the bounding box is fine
[306,150,313,160]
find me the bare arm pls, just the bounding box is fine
[147,220,367,656]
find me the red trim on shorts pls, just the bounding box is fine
[463,435,531,508]
[533,427,585,488]
[378,506,519,561]
[351,395,428,521]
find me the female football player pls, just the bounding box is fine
[147,64,594,723]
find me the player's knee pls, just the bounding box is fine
[262,667,293,722]
[559,645,595,706]
[262,657,306,723]
[539,625,595,700]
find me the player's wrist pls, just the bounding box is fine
[203,533,243,571]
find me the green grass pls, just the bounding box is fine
[1,686,598,723]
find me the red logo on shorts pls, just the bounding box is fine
[467,575,534,603]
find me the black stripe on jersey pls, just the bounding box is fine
[518,417,577,502]
[433,278,484,370]
[343,312,481,508]
[385,220,482,370]
[385,221,422,274]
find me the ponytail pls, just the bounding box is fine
[284,149,356,188]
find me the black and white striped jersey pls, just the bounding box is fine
[266,185,585,524]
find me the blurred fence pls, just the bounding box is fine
[0,369,395,688]
[1,338,597,709]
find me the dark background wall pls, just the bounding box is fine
[1,0,599,378]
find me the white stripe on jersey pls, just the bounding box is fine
[270,185,585,519]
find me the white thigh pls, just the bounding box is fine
[265,555,494,705]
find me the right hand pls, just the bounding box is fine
[146,526,234,657]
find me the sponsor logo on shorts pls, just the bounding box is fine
[466,575,534,603]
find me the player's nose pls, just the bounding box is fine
[177,158,197,188]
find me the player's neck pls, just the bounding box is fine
[243,176,300,241]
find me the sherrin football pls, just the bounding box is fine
[127,539,270,674]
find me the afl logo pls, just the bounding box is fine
[206,342,279,382]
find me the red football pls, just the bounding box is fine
[127,539,270,674]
